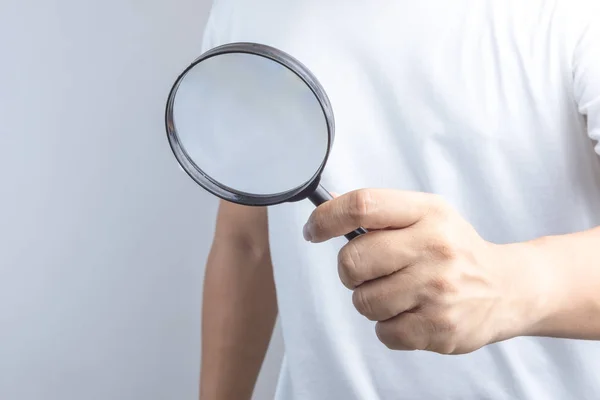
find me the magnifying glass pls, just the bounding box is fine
[165,42,367,241]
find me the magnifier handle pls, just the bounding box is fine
[344,227,368,241]
[308,185,368,241]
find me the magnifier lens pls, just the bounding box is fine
[171,52,329,196]
[167,44,367,240]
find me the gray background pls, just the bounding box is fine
[0,0,283,399]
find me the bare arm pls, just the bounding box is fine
[521,228,600,340]
[536,0,600,340]
[200,201,277,400]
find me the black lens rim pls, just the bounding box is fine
[165,42,335,206]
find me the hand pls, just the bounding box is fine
[303,189,550,354]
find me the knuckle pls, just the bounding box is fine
[433,340,458,355]
[400,335,427,351]
[352,288,374,319]
[337,243,363,288]
[427,231,458,261]
[375,322,397,349]
[435,313,459,335]
[426,275,456,296]
[348,189,375,223]
[428,319,459,355]
[382,339,401,350]
[376,317,428,351]
[426,310,458,338]
[408,314,439,351]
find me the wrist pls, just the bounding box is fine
[492,238,563,340]
[521,232,600,339]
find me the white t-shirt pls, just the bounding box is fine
[202,1,600,398]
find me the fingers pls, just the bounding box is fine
[304,189,440,243]
[337,229,421,289]
[375,310,459,354]
[375,312,432,351]
[351,269,425,321]
[338,228,434,322]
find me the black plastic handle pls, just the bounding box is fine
[307,184,368,241]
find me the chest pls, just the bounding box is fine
[219,2,572,123]
[211,0,583,192]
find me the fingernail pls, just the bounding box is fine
[303,223,313,242]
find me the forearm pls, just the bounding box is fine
[200,239,277,400]
[518,226,600,340]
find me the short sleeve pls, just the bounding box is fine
[200,0,234,53]
[201,1,218,52]
[572,1,600,153]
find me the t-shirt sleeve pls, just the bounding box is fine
[572,1,600,154]
[200,0,233,53]
[201,3,218,53]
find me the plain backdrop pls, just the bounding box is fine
[0,0,283,399]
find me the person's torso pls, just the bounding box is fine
[203,1,600,398]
